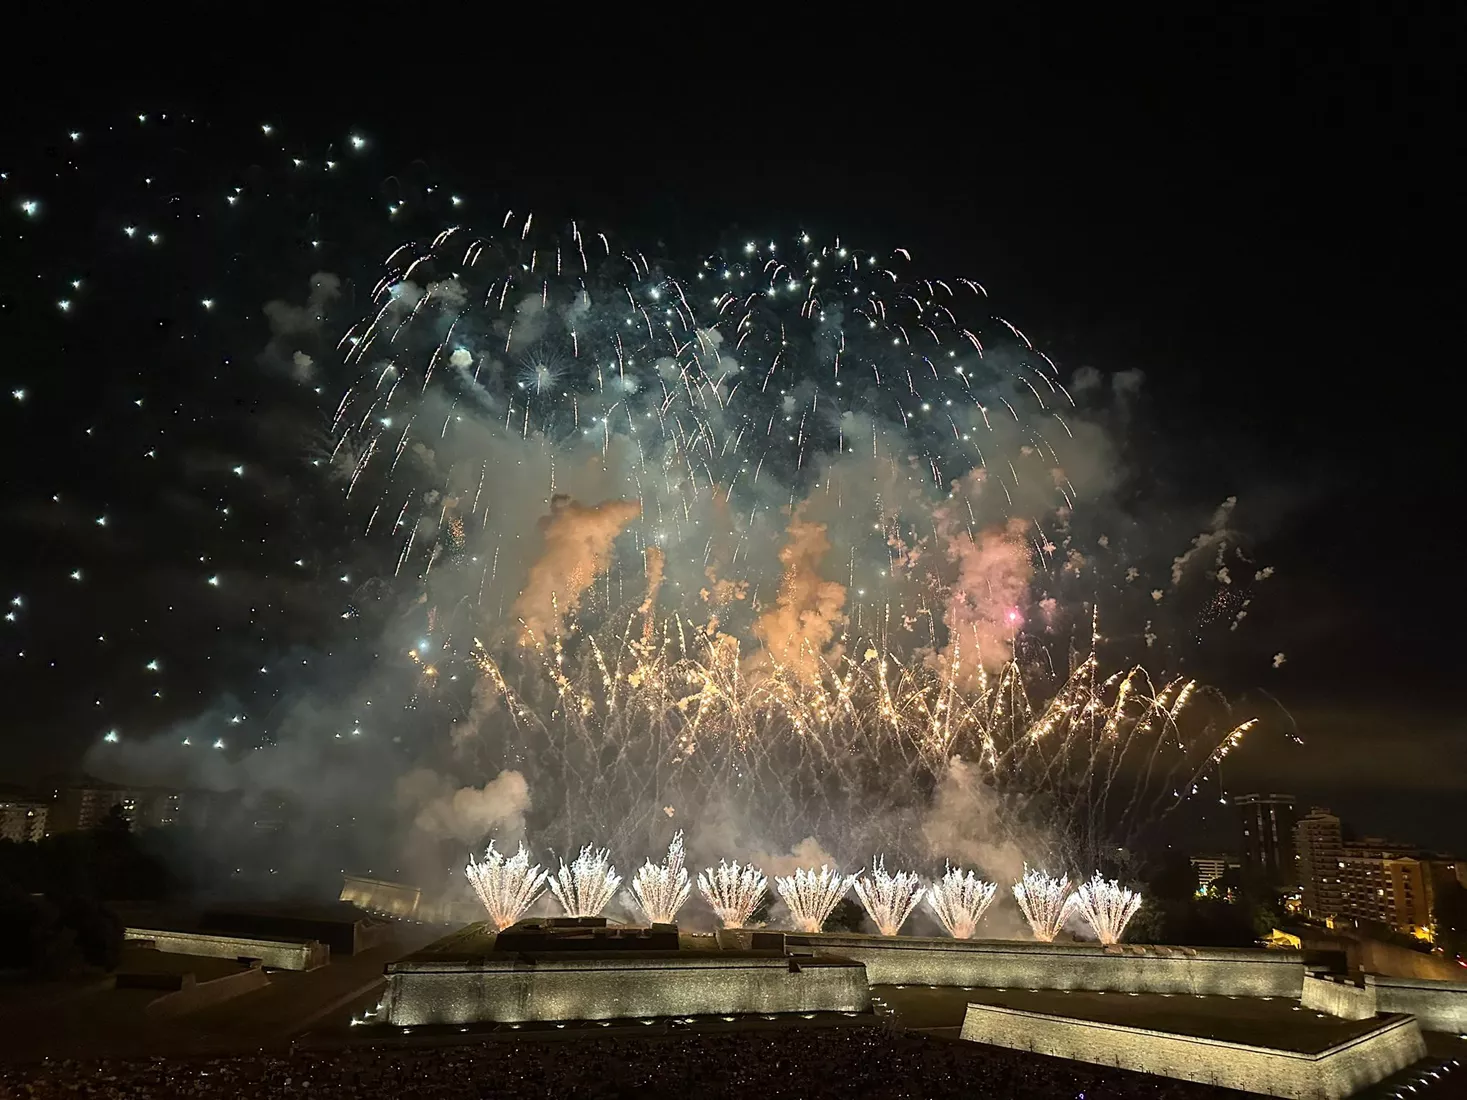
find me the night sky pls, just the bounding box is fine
[1,25,1458,859]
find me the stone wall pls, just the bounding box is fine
[789,933,1305,997]
[1367,974,1467,1033]
[383,953,870,1026]
[144,966,270,1019]
[125,927,328,971]
[960,1002,1425,1100]
[1300,974,1374,1020]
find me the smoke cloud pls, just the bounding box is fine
[511,494,641,642]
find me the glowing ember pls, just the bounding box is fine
[630,830,692,924]
[1012,867,1076,942]
[775,865,856,933]
[1074,873,1144,944]
[548,844,621,918]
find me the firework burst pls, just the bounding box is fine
[1074,873,1144,944]
[775,865,856,933]
[1012,867,1077,942]
[630,831,691,924]
[925,866,998,939]
[696,860,769,929]
[464,841,548,931]
[853,858,926,936]
[547,845,622,918]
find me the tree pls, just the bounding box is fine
[1433,880,1467,960]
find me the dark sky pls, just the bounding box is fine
[1,20,1459,854]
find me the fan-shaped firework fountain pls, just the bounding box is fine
[548,845,622,918]
[775,866,856,933]
[465,841,548,930]
[697,861,769,929]
[1012,867,1077,942]
[1074,873,1144,944]
[853,858,926,936]
[630,831,692,924]
[926,866,998,939]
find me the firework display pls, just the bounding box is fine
[775,866,856,933]
[464,841,548,930]
[548,845,622,918]
[696,861,769,929]
[1074,873,1144,944]
[630,831,692,925]
[1012,867,1077,942]
[853,858,926,936]
[925,866,998,939]
[6,117,1287,890]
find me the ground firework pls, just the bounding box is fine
[853,858,926,936]
[1074,873,1144,944]
[464,841,548,930]
[925,866,998,939]
[630,831,692,924]
[696,861,768,929]
[548,845,622,918]
[775,866,856,933]
[1012,867,1076,942]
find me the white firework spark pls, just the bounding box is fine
[925,866,997,939]
[630,830,692,924]
[548,844,622,917]
[1012,867,1077,942]
[696,860,768,929]
[464,841,548,931]
[1074,872,1144,944]
[775,865,856,933]
[853,857,926,936]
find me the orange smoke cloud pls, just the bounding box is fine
[750,509,847,685]
[512,494,641,642]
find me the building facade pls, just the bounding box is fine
[1188,854,1236,895]
[1295,807,1345,918]
[0,800,48,842]
[1234,793,1298,891]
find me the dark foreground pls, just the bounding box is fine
[0,1029,1244,1099]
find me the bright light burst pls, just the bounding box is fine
[548,844,621,918]
[853,857,926,936]
[1012,867,1077,942]
[465,841,548,930]
[1074,872,1144,944]
[925,866,998,939]
[696,860,768,929]
[630,830,692,924]
[775,865,856,933]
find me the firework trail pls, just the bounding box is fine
[1074,873,1144,944]
[925,866,998,939]
[853,858,926,936]
[548,845,621,918]
[1012,867,1077,942]
[775,865,856,933]
[630,831,691,924]
[464,841,548,930]
[697,860,768,929]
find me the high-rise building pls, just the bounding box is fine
[1295,807,1345,918]
[0,799,48,842]
[1234,793,1297,890]
[48,780,196,833]
[1189,853,1236,894]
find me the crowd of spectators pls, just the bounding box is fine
[2,1028,1245,1098]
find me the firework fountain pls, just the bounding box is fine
[697,861,769,929]
[630,831,692,924]
[1074,873,1144,944]
[925,866,998,939]
[853,858,926,936]
[465,841,548,930]
[548,845,622,918]
[775,866,857,933]
[1012,867,1077,942]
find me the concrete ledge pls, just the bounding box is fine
[125,927,328,971]
[790,932,1305,997]
[1301,974,1374,1020]
[144,966,270,1019]
[383,952,870,1025]
[960,1002,1425,1100]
